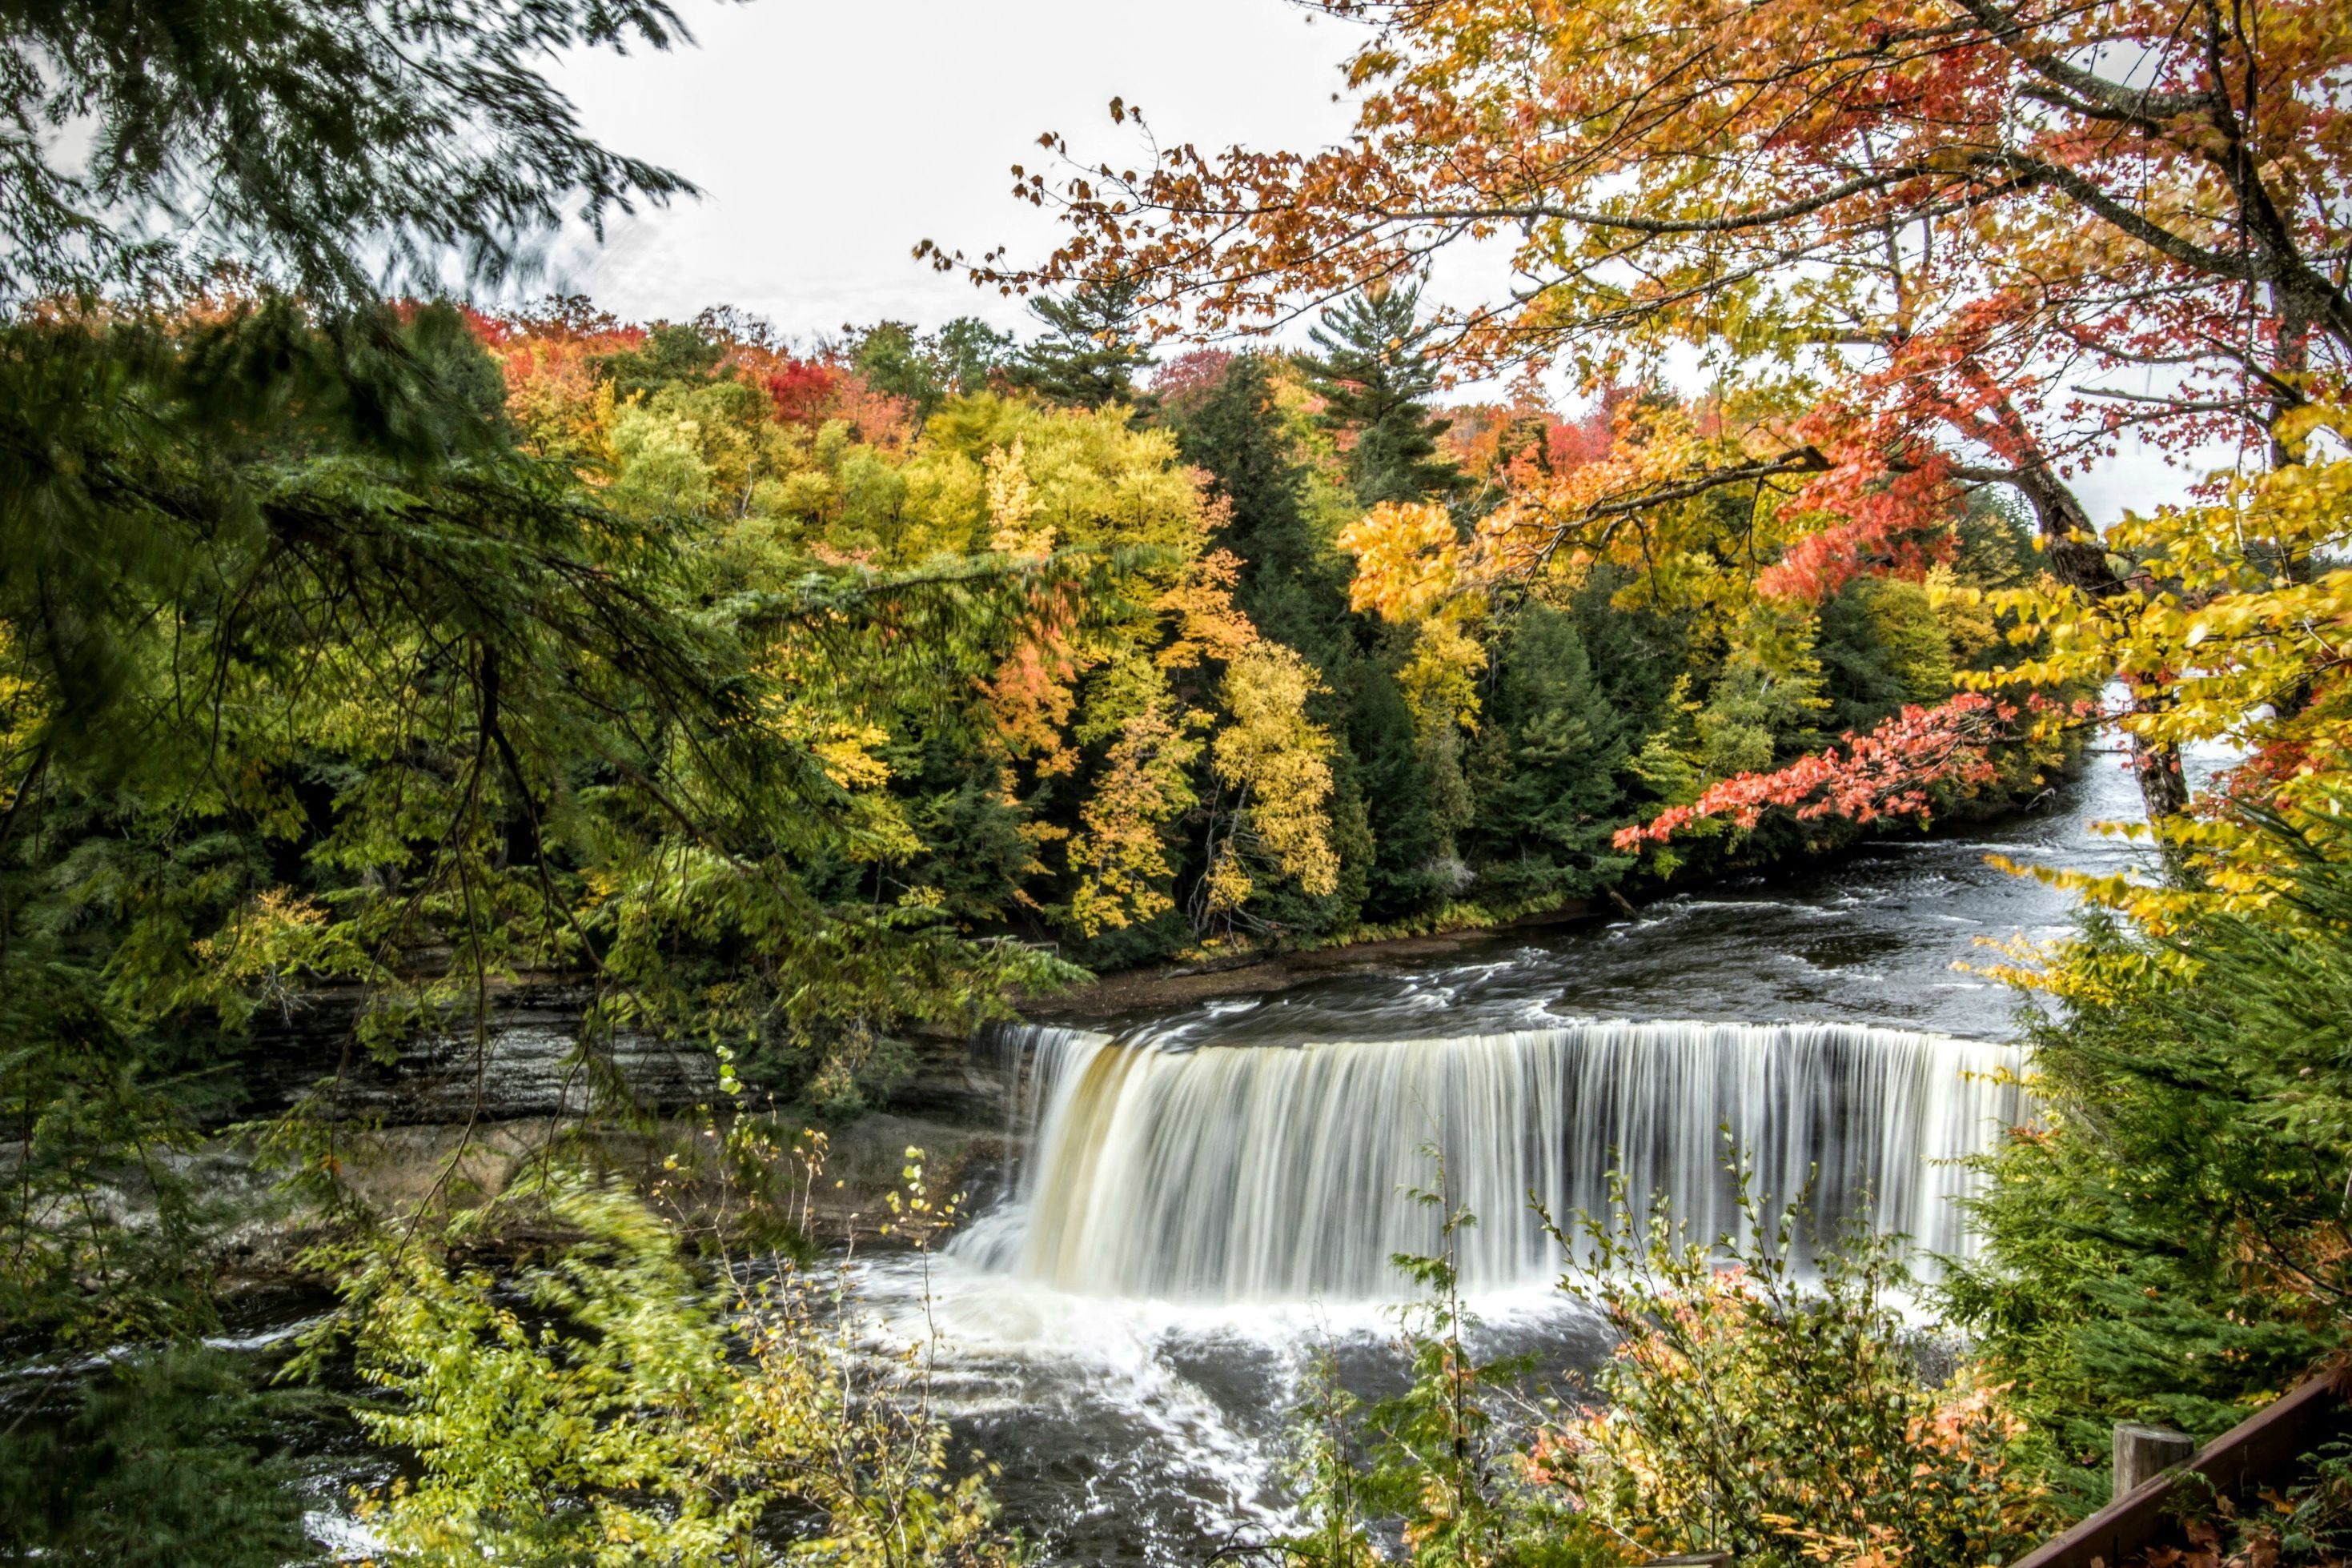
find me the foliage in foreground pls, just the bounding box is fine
[1537,1184,2043,1568]
[311,1136,1012,1566]
[1266,1173,2043,1568]
[0,1345,321,1568]
[1948,813,2352,1515]
[1271,1169,1622,1568]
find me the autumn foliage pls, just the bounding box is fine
[956,0,2352,842]
[1613,695,2015,848]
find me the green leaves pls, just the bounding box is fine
[1948,819,2352,1511]
[329,1172,1015,1566]
[0,0,700,306]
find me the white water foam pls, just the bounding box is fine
[965,1020,2029,1304]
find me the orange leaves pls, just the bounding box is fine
[1615,692,2012,848]
[981,582,1085,777]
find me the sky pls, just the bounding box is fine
[534,0,2218,523]
[541,0,1361,344]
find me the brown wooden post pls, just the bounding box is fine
[2113,1423,2197,1501]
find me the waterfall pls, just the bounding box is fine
[964,1021,2029,1303]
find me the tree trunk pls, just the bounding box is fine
[2006,465,2192,824]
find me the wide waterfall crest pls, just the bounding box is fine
[965,1020,2029,1304]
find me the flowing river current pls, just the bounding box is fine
[836,738,2188,1564]
[251,736,2184,1561]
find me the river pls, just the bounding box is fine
[221,736,2173,1561]
[833,736,2188,1564]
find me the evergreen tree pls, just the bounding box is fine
[0,1350,323,1567]
[0,0,696,307]
[1337,642,1449,920]
[1009,276,1157,411]
[1945,817,2352,1514]
[1299,283,1467,506]
[1466,604,1633,902]
[1170,354,1351,664]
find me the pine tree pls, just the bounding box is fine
[1009,276,1158,411]
[1945,817,2352,1514]
[1299,283,1467,506]
[1336,642,1449,920]
[0,0,696,307]
[1466,604,1634,901]
[1170,354,1351,664]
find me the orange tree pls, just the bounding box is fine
[936,0,2352,829]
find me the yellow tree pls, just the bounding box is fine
[1199,643,1343,933]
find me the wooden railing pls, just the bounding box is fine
[1638,1371,2349,1568]
[2013,1370,2350,1568]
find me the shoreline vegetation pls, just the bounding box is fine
[6,0,2352,1562]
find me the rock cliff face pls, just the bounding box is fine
[231,980,1017,1130]
[191,983,1025,1276]
[219,972,1021,1260]
[232,981,724,1125]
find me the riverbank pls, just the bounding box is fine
[1026,767,2087,1028]
[1028,900,1598,1025]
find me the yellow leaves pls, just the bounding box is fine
[191,887,328,969]
[1962,421,2352,918]
[1067,691,1203,936]
[1210,643,1342,906]
[0,620,45,812]
[1399,616,1486,736]
[983,438,1056,559]
[2271,402,2352,459]
[807,722,893,790]
[1154,547,1258,670]
[1339,500,1464,621]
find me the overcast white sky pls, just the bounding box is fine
[540,0,1360,343]
[532,0,2216,522]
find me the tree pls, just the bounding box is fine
[0,0,702,306]
[1961,409,2352,919]
[1007,275,1157,411]
[1299,282,1467,507]
[849,317,1014,419]
[1169,352,1354,662]
[963,0,2352,824]
[0,301,1079,1354]
[1465,604,1632,902]
[1949,816,2352,1513]
[1198,642,1343,934]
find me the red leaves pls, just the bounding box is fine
[1615,693,2014,849]
[762,358,843,425]
[1149,347,1235,415]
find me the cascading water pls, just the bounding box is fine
[961,1020,2029,1303]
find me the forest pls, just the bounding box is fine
[3,0,2350,1562]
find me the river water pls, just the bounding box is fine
[837,738,2184,1564]
[231,736,2169,1561]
